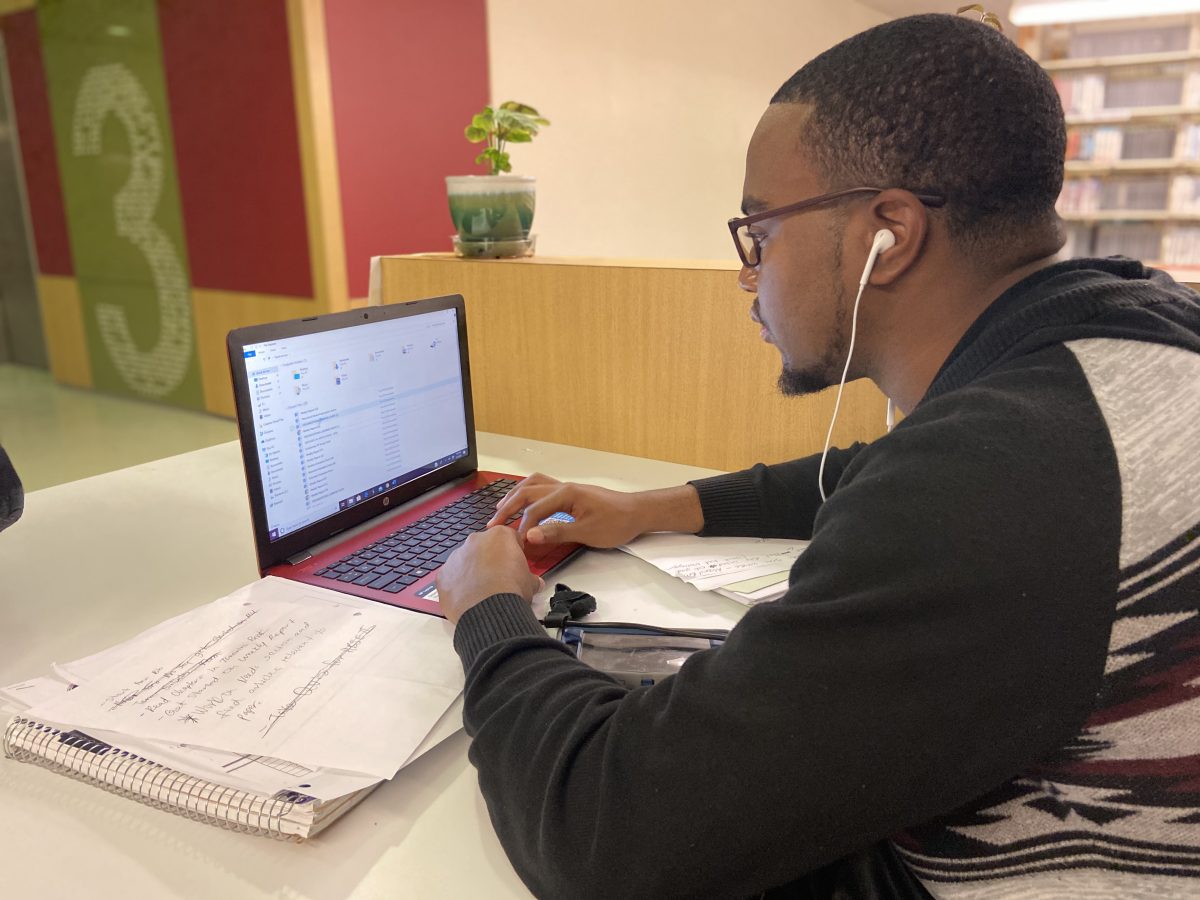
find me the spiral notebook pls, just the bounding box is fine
[2,698,462,840]
[2,577,466,840]
[3,717,370,839]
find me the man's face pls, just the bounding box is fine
[740,104,851,396]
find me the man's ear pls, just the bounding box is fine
[863,189,930,285]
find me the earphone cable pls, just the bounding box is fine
[817,279,869,502]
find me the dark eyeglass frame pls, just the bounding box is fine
[727,187,947,268]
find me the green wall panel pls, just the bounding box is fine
[39,0,201,406]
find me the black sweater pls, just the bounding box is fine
[452,258,1200,899]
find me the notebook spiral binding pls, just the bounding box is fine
[3,716,306,840]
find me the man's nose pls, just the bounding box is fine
[738,265,758,293]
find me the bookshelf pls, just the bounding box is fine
[1023,14,1200,278]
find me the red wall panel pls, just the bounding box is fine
[324,0,489,298]
[157,0,312,298]
[1,9,73,276]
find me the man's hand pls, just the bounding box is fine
[436,526,543,625]
[487,473,704,548]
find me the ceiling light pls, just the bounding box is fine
[1010,0,1200,24]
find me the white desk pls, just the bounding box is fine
[0,433,742,899]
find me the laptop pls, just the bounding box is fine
[226,294,579,617]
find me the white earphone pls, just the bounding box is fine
[869,230,899,434]
[860,228,895,286]
[818,228,895,502]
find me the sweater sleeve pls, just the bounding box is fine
[452,363,1119,900]
[690,444,866,539]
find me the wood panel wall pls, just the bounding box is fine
[379,255,890,473]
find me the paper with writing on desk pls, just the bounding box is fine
[4,673,464,799]
[721,571,791,595]
[715,571,792,605]
[27,577,463,780]
[621,533,808,593]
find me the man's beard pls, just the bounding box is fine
[777,270,849,397]
[778,356,839,395]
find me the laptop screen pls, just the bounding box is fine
[239,306,470,543]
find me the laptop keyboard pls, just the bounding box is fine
[312,478,518,594]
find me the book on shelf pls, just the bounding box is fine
[1179,124,1200,161]
[1,577,465,840]
[1171,175,1200,212]
[1064,23,1190,59]
[1034,15,1200,265]
[1163,225,1200,265]
[1095,223,1163,260]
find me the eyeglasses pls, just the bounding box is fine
[727,187,947,268]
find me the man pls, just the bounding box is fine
[435,14,1200,899]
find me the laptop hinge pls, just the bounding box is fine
[286,550,314,566]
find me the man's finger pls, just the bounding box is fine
[524,523,552,545]
[511,491,567,536]
[526,515,574,545]
[488,488,533,527]
[489,480,560,527]
[499,473,552,511]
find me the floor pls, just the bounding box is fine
[0,363,237,492]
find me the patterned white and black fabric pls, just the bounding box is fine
[897,335,1200,899]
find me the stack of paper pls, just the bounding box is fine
[620,534,807,605]
[2,577,464,837]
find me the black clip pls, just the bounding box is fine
[543,583,597,631]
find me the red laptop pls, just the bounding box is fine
[226,294,578,617]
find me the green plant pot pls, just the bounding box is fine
[446,175,536,258]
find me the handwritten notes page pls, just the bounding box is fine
[28,577,463,779]
[621,534,808,593]
[3,673,437,799]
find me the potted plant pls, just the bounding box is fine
[446,101,550,258]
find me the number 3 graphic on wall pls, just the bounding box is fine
[72,63,192,398]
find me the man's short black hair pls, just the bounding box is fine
[772,14,1065,254]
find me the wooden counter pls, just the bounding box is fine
[376,255,889,472]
